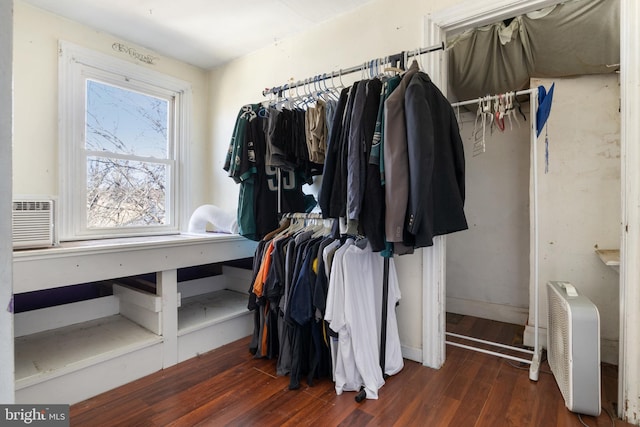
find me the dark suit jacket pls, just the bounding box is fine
[404,71,468,248]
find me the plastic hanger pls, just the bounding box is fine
[504,92,520,129]
[323,73,338,100]
[305,78,315,105]
[494,95,505,132]
[330,71,338,94]
[314,75,324,101]
[384,54,404,75]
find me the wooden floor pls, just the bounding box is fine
[70,315,631,427]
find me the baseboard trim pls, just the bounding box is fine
[401,345,422,363]
[446,297,529,325]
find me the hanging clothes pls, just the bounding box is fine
[248,218,336,388]
[325,238,402,399]
[384,62,421,252]
[305,99,328,164]
[404,66,468,247]
[318,88,350,217]
[224,104,317,241]
[361,75,401,253]
[319,61,467,255]
[347,78,382,222]
[246,217,403,399]
[329,82,360,219]
[236,46,466,401]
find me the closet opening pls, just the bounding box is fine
[441,0,621,376]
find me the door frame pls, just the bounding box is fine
[0,0,14,404]
[422,1,640,423]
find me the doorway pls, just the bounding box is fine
[423,0,640,423]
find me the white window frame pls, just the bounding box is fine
[58,41,191,241]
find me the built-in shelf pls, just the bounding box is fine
[15,314,161,389]
[178,289,249,335]
[12,234,258,404]
[596,249,620,272]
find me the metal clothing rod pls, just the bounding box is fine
[281,212,325,219]
[450,87,538,108]
[446,332,535,355]
[262,42,445,97]
[446,341,534,365]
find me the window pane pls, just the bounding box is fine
[87,156,167,228]
[86,80,169,158]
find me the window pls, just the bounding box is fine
[59,41,191,240]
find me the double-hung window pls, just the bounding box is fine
[59,41,191,240]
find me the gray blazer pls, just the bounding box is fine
[383,61,419,243]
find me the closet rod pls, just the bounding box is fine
[281,212,324,219]
[450,87,538,108]
[262,42,445,97]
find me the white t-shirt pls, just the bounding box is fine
[325,239,403,399]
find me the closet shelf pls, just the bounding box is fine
[15,314,162,389]
[178,289,249,335]
[596,249,620,272]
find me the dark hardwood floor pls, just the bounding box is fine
[70,315,631,426]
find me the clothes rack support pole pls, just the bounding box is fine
[277,168,282,215]
[529,87,541,381]
[444,87,543,381]
[380,256,390,373]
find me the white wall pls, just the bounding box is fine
[1,0,15,405]
[446,109,531,325]
[12,1,211,213]
[531,74,621,365]
[207,0,466,357]
[10,0,471,366]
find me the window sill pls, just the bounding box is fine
[13,232,257,293]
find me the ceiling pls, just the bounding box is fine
[21,0,377,69]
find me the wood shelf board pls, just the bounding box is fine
[596,249,620,266]
[13,233,257,293]
[15,314,161,387]
[178,289,250,335]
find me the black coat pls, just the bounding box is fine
[404,71,468,248]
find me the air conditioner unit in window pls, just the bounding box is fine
[12,199,55,249]
[547,281,601,417]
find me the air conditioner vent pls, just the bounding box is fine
[12,199,55,249]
